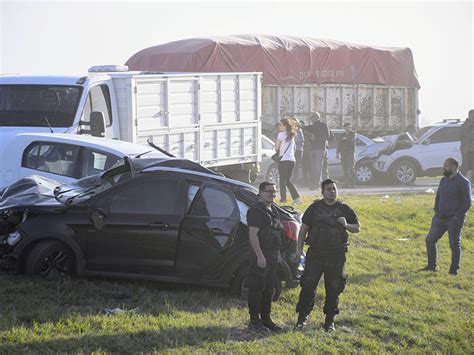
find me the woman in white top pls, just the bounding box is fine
[275,118,302,204]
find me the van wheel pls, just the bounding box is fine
[355,163,374,184]
[265,163,280,186]
[25,240,76,279]
[392,160,417,185]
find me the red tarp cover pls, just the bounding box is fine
[126,35,420,88]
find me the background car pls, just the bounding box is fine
[0,133,168,189]
[0,157,302,299]
[258,131,386,186]
[372,120,462,184]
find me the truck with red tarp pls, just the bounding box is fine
[126,34,420,137]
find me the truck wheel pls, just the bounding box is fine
[355,163,374,184]
[265,163,280,186]
[25,240,76,279]
[393,160,417,185]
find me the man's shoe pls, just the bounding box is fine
[248,320,268,332]
[262,316,283,332]
[293,198,303,205]
[323,315,335,332]
[449,269,458,275]
[295,314,308,330]
[420,265,437,272]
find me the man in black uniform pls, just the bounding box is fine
[295,179,360,331]
[246,181,283,332]
[337,122,357,187]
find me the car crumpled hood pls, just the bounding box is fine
[0,175,65,212]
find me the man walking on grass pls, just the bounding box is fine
[423,158,471,275]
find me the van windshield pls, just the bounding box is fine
[0,85,82,127]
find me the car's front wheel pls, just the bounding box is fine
[25,240,76,279]
[265,163,280,186]
[392,160,418,185]
[355,163,375,184]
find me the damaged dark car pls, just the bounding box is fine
[0,157,302,298]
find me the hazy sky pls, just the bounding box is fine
[1,0,472,126]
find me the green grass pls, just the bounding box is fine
[0,193,472,353]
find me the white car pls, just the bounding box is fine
[0,133,168,189]
[257,131,385,186]
[372,120,463,184]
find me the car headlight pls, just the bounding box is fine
[7,231,22,246]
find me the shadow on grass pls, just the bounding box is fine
[0,326,274,353]
[0,273,249,331]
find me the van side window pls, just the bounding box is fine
[81,148,121,177]
[80,84,113,128]
[22,142,79,177]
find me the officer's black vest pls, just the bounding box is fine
[254,202,283,251]
[306,200,349,251]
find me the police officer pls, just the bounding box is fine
[246,181,283,332]
[295,179,361,331]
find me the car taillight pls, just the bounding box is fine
[281,220,300,241]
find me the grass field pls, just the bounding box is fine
[0,193,472,353]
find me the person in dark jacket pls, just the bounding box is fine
[294,179,361,331]
[460,109,474,183]
[423,158,471,275]
[246,181,284,332]
[302,112,331,190]
[336,122,356,187]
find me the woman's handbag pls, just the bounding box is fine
[271,141,291,163]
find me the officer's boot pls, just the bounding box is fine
[323,314,336,332]
[248,314,267,332]
[295,312,308,330]
[261,314,282,332]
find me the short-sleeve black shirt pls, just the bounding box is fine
[302,199,359,230]
[247,201,280,229]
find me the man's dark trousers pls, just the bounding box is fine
[296,248,347,318]
[426,215,463,271]
[247,250,279,317]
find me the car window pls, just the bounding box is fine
[187,183,200,213]
[22,142,79,177]
[80,84,113,128]
[426,127,460,144]
[356,137,365,147]
[236,199,249,224]
[192,185,239,218]
[81,148,121,177]
[109,179,179,214]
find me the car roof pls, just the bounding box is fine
[14,133,168,157]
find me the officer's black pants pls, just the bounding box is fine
[296,248,347,317]
[247,250,279,318]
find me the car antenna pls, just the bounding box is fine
[44,116,54,133]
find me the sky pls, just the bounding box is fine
[0,0,473,127]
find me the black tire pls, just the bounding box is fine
[25,240,76,278]
[265,163,280,186]
[392,160,417,185]
[354,163,375,184]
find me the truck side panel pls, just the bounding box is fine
[262,84,419,136]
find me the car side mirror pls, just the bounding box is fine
[422,138,431,145]
[91,208,106,230]
[90,111,106,137]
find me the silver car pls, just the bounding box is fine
[257,131,387,186]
